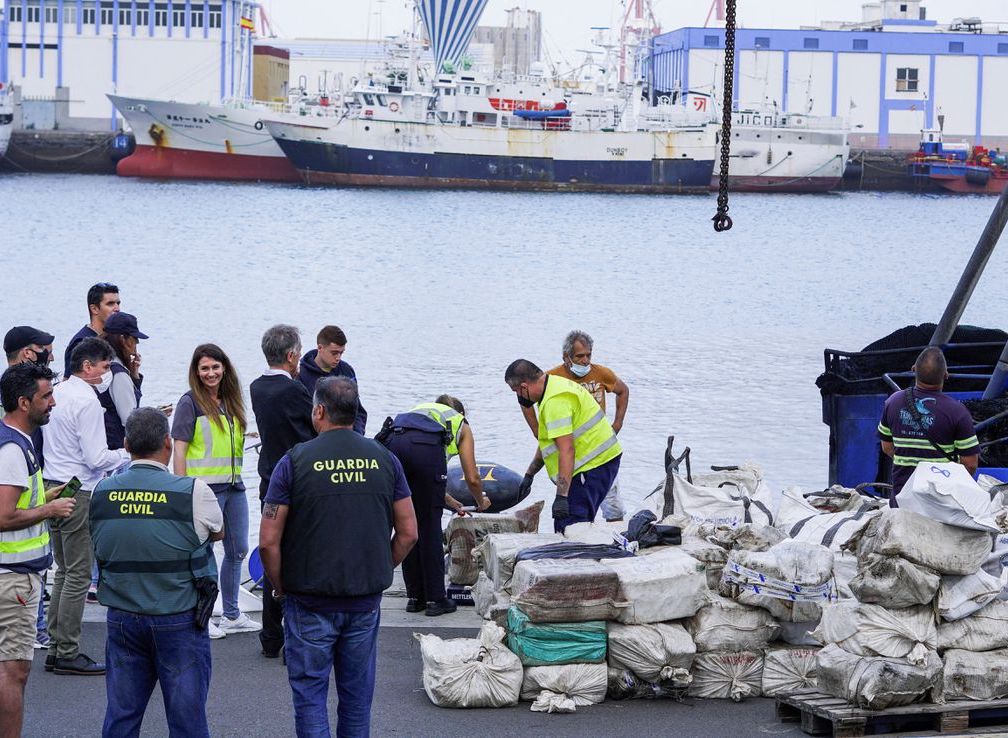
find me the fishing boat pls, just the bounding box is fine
[908,127,1008,195]
[0,82,13,161]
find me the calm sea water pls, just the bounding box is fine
[4,174,1008,533]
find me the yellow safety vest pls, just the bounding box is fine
[185,408,244,486]
[410,402,464,461]
[0,459,49,567]
[537,375,621,481]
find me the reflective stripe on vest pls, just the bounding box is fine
[409,403,464,460]
[537,376,621,480]
[186,414,244,485]
[0,453,50,567]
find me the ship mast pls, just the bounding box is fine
[619,0,660,84]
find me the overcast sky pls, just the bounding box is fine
[264,1,1007,64]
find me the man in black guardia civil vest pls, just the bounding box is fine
[90,408,224,738]
[259,376,417,738]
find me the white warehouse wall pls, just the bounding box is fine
[785,51,833,116]
[933,55,978,140]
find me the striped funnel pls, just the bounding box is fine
[415,0,490,73]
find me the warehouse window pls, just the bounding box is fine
[136,7,149,25]
[63,5,76,24]
[82,3,96,24]
[948,41,964,53]
[191,8,204,27]
[26,5,40,23]
[896,67,918,92]
[208,5,222,28]
[853,39,868,50]
[8,6,20,22]
[803,37,819,49]
[100,2,114,26]
[45,5,59,23]
[172,8,185,26]
[154,3,168,26]
[704,34,719,47]
[119,7,132,25]
[754,36,770,49]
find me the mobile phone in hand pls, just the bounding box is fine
[59,477,82,499]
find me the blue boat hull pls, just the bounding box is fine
[274,138,715,193]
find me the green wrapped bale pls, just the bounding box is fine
[506,606,607,667]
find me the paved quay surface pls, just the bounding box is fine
[24,597,808,738]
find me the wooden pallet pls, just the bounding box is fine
[775,689,1008,737]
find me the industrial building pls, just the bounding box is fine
[0,0,258,129]
[471,7,542,77]
[648,0,1008,149]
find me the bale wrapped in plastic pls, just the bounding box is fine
[762,646,820,697]
[941,648,1008,700]
[445,502,544,586]
[472,572,511,627]
[689,651,764,701]
[511,558,623,623]
[505,606,607,667]
[674,537,728,590]
[938,600,1008,652]
[520,663,608,713]
[848,554,940,608]
[607,667,691,701]
[938,570,1002,622]
[816,644,943,709]
[472,532,563,592]
[417,622,523,708]
[720,540,835,623]
[846,509,993,576]
[602,548,708,624]
[688,595,780,653]
[811,602,937,666]
[607,622,695,684]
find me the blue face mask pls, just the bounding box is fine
[569,363,591,378]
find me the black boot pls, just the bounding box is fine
[425,599,457,617]
[405,598,426,613]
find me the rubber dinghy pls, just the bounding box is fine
[446,461,528,513]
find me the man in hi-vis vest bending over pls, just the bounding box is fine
[505,359,622,533]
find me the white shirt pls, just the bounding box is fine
[262,368,292,379]
[127,460,223,543]
[42,375,130,490]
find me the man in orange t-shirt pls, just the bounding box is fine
[521,330,630,521]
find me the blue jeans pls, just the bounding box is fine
[555,454,622,533]
[103,607,211,738]
[214,486,249,620]
[283,597,380,738]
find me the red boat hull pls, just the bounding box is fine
[931,175,1008,194]
[116,145,299,183]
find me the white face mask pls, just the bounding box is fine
[96,370,113,391]
[569,363,591,378]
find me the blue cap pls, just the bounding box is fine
[104,312,148,340]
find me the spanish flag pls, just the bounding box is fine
[239,16,254,31]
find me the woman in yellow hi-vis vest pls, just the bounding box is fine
[171,344,259,639]
[504,359,622,533]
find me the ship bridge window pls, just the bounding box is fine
[754,36,770,49]
[464,86,472,94]
[376,94,388,106]
[363,93,376,105]
[704,34,719,47]
[896,67,919,92]
[948,41,964,53]
[853,39,868,50]
[803,37,819,49]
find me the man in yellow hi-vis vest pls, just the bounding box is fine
[505,359,622,532]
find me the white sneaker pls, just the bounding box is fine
[218,612,262,634]
[208,620,226,639]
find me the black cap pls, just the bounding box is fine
[104,312,149,340]
[4,326,56,354]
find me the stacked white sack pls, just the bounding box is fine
[519,663,608,713]
[607,622,696,685]
[762,646,820,697]
[417,623,523,708]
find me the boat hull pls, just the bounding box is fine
[109,94,299,183]
[932,175,1008,195]
[715,174,843,193]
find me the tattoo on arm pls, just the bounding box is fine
[555,475,571,498]
[263,503,280,519]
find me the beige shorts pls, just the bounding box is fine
[0,571,42,662]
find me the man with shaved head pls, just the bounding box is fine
[878,346,979,506]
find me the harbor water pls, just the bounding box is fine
[5,174,1008,538]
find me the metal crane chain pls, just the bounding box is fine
[712,0,738,233]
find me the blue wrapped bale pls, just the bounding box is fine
[506,606,607,666]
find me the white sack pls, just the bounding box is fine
[900,462,1008,532]
[777,620,821,647]
[775,487,881,549]
[520,662,608,713]
[848,554,940,609]
[938,600,1008,651]
[848,509,992,575]
[688,595,780,653]
[816,644,942,710]
[564,521,632,547]
[832,553,859,601]
[762,646,819,697]
[942,648,1008,701]
[511,558,622,623]
[670,465,775,528]
[812,602,937,666]
[472,532,564,592]
[602,549,708,624]
[472,572,511,627]
[689,651,764,700]
[674,537,727,590]
[417,623,523,708]
[804,485,878,513]
[607,622,696,683]
[721,540,835,623]
[938,570,1002,622]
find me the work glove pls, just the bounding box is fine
[518,473,535,499]
[551,495,570,520]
